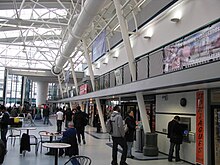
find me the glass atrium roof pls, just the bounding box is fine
[0,0,151,73]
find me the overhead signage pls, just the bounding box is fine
[92,29,107,62]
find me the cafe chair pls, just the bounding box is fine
[38,131,51,153]
[64,155,92,165]
[7,128,21,146]
[29,135,38,156]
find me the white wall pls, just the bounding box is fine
[93,0,220,76]
[156,91,198,163]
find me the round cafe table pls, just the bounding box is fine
[16,127,36,134]
[42,143,71,165]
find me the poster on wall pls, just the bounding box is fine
[163,21,220,72]
[114,68,122,85]
[79,84,88,95]
[196,91,205,165]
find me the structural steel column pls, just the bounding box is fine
[113,0,151,133]
[36,81,48,106]
[58,75,64,98]
[69,59,81,106]
[69,59,79,95]
[21,76,27,106]
[3,68,8,105]
[82,40,106,132]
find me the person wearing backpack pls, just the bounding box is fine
[109,106,128,165]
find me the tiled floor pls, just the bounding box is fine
[3,116,192,165]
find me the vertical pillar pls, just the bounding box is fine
[21,76,27,106]
[113,0,151,133]
[83,40,106,132]
[69,59,81,105]
[57,75,64,98]
[36,81,48,106]
[3,68,8,106]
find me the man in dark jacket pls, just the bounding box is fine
[73,106,88,145]
[0,105,10,149]
[125,109,136,159]
[110,106,128,165]
[167,115,183,162]
[59,122,79,157]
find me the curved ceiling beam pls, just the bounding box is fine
[52,0,107,75]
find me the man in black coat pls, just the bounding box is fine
[73,106,88,145]
[167,115,183,162]
[0,105,10,149]
[125,110,136,159]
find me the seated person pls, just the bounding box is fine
[46,122,79,157]
[60,122,79,157]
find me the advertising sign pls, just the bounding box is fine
[114,68,122,85]
[164,22,220,72]
[196,91,205,165]
[79,84,88,95]
[92,29,106,62]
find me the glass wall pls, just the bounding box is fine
[48,83,58,100]
[6,74,22,106]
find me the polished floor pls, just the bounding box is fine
[3,116,191,165]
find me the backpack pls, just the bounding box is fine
[106,119,113,134]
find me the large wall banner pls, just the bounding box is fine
[92,29,106,62]
[196,91,205,165]
[164,21,220,72]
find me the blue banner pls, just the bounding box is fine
[92,29,106,62]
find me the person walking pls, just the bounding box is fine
[73,106,88,145]
[43,105,50,125]
[0,105,10,149]
[110,105,128,165]
[125,109,136,159]
[64,108,73,129]
[167,115,184,162]
[56,108,64,133]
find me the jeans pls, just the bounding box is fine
[126,142,133,157]
[168,142,181,161]
[57,120,62,133]
[44,116,49,124]
[111,137,127,165]
[1,128,8,148]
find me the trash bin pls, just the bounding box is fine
[135,127,144,152]
[143,132,158,156]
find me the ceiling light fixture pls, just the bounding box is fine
[170,10,182,23]
[144,28,153,39]
[170,17,180,23]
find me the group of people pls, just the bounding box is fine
[108,106,185,165]
[56,105,89,145]
[108,106,136,165]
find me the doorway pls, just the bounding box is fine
[211,106,220,165]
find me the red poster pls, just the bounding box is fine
[79,84,88,95]
[196,91,204,165]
